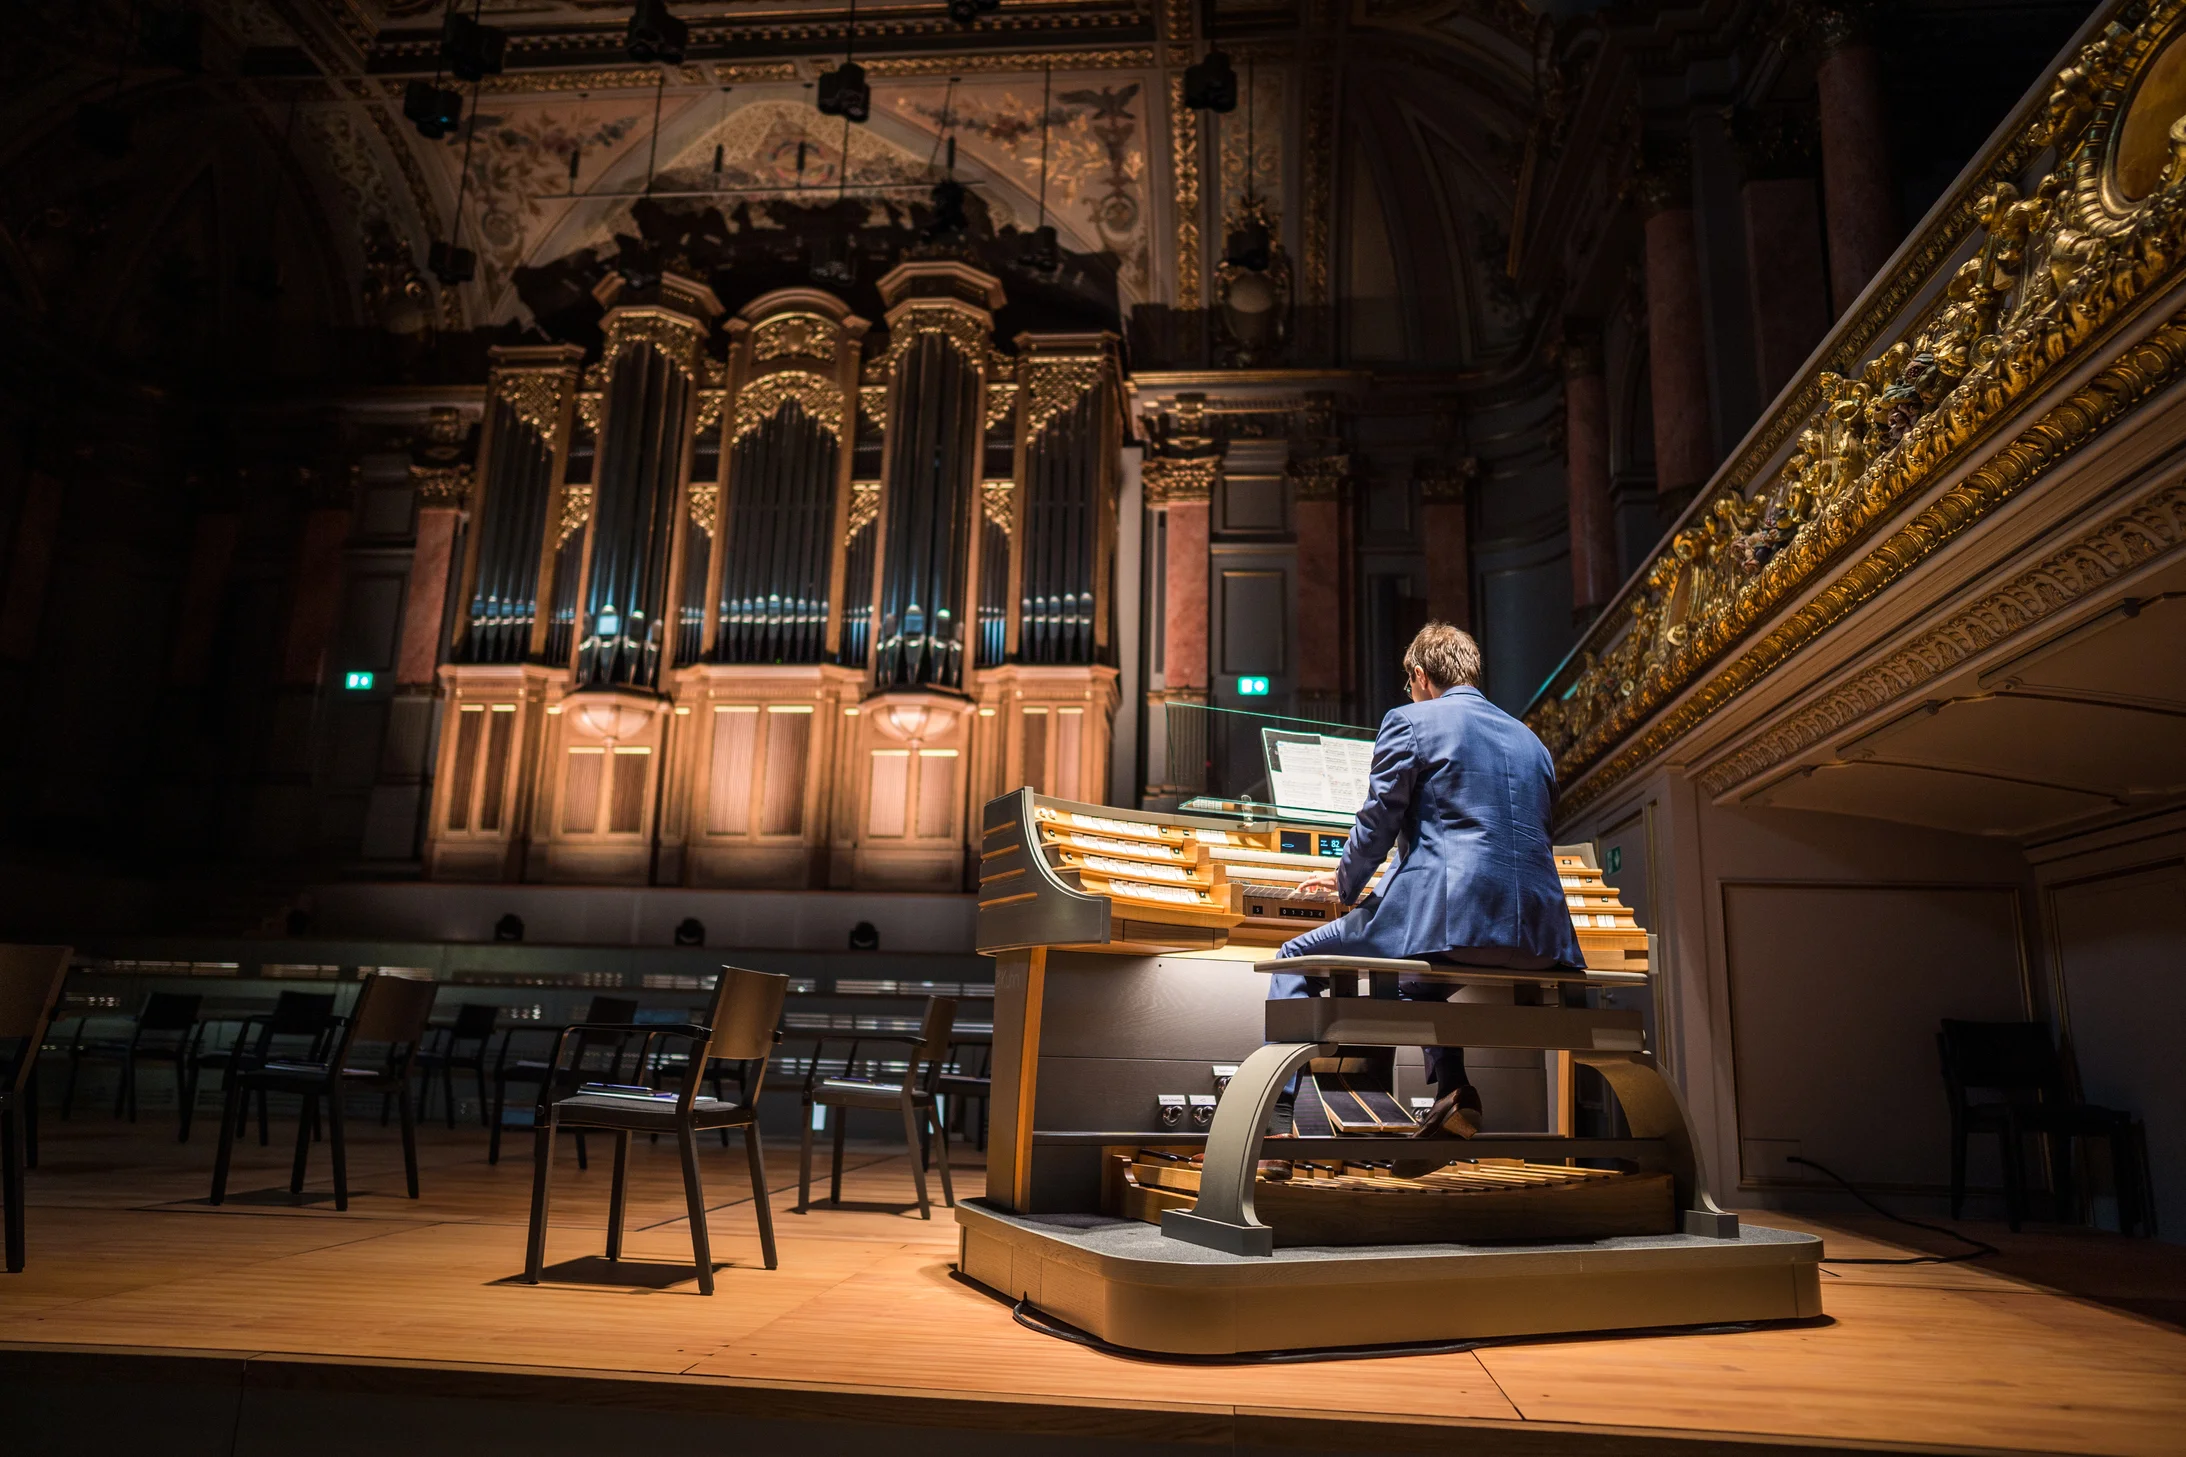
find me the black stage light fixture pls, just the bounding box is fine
[76,99,132,157]
[441,13,508,82]
[816,60,869,123]
[1223,215,1271,273]
[430,239,476,284]
[947,0,999,23]
[494,912,525,942]
[625,0,689,64]
[925,176,968,238]
[1022,223,1059,274]
[848,920,880,951]
[1183,49,1237,113]
[404,79,464,140]
[673,916,705,946]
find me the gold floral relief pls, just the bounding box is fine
[556,485,593,547]
[1527,2,2186,813]
[751,312,839,364]
[731,371,846,444]
[844,481,882,544]
[686,481,720,540]
[982,479,1017,534]
[1022,357,1108,438]
[602,309,709,378]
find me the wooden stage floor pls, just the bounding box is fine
[2,1118,2182,1456]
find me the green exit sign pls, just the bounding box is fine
[1236,676,1270,697]
[344,671,375,691]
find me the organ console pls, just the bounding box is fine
[959,787,1823,1355]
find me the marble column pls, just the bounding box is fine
[398,497,464,686]
[1642,171,1716,510]
[280,500,354,686]
[1816,7,1901,317]
[1735,111,1832,405]
[1563,327,1616,621]
[1420,463,1470,631]
[1151,461,1213,694]
[1292,458,1347,713]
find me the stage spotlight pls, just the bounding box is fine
[1183,49,1237,113]
[1223,216,1270,273]
[625,0,689,64]
[403,79,464,140]
[440,12,508,82]
[673,916,705,946]
[1022,223,1059,274]
[817,60,869,123]
[429,240,476,284]
[848,920,880,951]
[76,99,132,157]
[495,912,525,942]
[947,0,998,23]
[924,177,969,238]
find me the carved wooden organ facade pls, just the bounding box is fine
[425,261,1123,889]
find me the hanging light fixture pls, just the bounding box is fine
[625,0,689,64]
[817,0,870,123]
[1022,64,1059,273]
[1183,0,1236,113]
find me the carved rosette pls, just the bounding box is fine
[1142,454,1220,505]
[1526,2,2186,813]
[730,370,846,444]
[751,312,838,364]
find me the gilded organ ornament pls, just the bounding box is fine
[751,313,838,364]
[687,482,720,539]
[556,484,593,546]
[601,308,709,378]
[1021,357,1108,439]
[731,371,846,444]
[844,482,882,544]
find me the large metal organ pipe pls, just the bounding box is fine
[716,402,839,663]
[874,330,982,689]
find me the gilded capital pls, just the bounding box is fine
[1142,453,1221,505]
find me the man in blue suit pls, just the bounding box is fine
[1276,622,1585,1143]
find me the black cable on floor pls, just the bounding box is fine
[1788,1155,1999,1265]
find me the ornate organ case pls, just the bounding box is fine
[423,263,1123,889]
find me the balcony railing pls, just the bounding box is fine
[1524,2,2186,818]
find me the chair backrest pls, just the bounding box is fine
[699,967,788,1066]
[338,974,439,1070]
[138,991,203,1032]
[0,945,70,1096]
[1938,1019,2067,1102]
[449,1001,500,1040]
[267,991,338,1037]
[906,995,958,1091]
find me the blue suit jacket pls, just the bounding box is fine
[1323,684,1585,968]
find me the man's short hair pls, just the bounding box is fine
[1403,622,1481,692]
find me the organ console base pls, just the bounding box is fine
[956,1198,1824,1357]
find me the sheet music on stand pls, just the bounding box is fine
[1261,729,1374,825]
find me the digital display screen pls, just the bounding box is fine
[1279,830,1310,855]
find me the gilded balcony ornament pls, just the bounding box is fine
[730,371,846,444]
[1526,4,2186,814]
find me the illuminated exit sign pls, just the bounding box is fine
[1235,676,1270,697]
[344,671,375,690]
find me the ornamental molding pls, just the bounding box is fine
[1142,454,1221,504]
[491,369,572,444]
[1695,481,2186,800]
[859,384,889,433]
[982,478,1016,534]
[1168,71,1203,312]
[731,370,846,444]
[410,464,472,509]
[751,312,838,365]
[1288,454,1349,502]
[556,484,592,547]
[602,308,709,379]
[1022,356,1108,439]
[1528,4,2186,815]
[844,482,882,544]
[575,392,602,437]
[687,482,720,540]
[986,381,1020,433]
[884,302,993,369]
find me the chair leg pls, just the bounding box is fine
[257,1088,271,1147]
[606,1131,630,1261]
[474,1061,491,1129]
[4,1102,25,1273]
[22,1069,37,1170]
[928,1103,955,1209]
[488,1078,506,1165]
[379,1092,392,1129]
[327,1091,349,1212]
[712,1071,730,1147]
[2000,1123,2026,1233]
[291,1095,316,1196]
[797,1102,815,1214]
[442,1061,457,1131]
[677,1125,714,1296]
[60,1051,80,1121]
[575,1130,589,1172]
[522,1109,557,1283]
[398,1083,420,1200]
[901,1101,931,1220]
[210,1082,244,1206]
[829,1110,846,1207]
[743,1124,777,1270]
[178,1065,198,1144]
[1948,1115,1968,1220]
[118,1053,134,1121]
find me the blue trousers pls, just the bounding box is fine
[1271,912,1469,1095]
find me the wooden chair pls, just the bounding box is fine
[797,996,956,1219]
[413,1001,499,1129]
[181,991,338,1144]
[210,974,438,1212]
[1939,1019,2154,1235]
[60,990,204,1134]
[523,967,788,1296]
[489,995,638,1166]
[936,1033,992,1153]
[0,946,70,1272]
